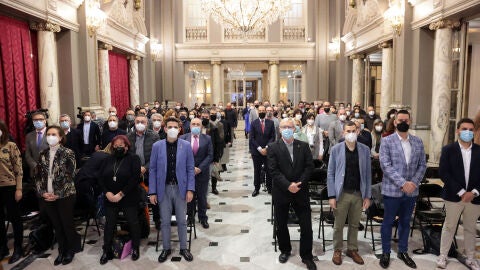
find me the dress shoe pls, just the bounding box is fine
[211,188,219,195]
[302,258,317,270]
[200,220,210,229]
[99,251,113,265]
[62,252,74,265]
[158,249,171,263]
[131,248,140,261]
[332,249,342,265]
[397,252,416,269]
[252,190,260,197]
[8,249,23,264]
[379,253,390,269]
[206,202,211,209]
[346,249,364,265]
[179,249,193,262]
[278,252,290,263]
[54,253,64,266]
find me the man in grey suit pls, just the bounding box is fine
[25,111,49,177]
[328,109,348,149]
[180,118,213,229]
[327,121,371,266]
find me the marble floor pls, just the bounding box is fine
[1,128,477,270]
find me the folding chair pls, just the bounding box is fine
[74,187,101,250]
[410,183,445,237]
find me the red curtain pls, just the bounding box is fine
[108,51,130,119]
[0,15,40,150]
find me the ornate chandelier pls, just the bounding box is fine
[200,0,291,35]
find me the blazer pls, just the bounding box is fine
[439,142,480,204]
[379,132,426,197]
[35,146,76,199]
[148,139,195,202]
[328,120,344,148]
[101,128,127,149]
[77,121,101,148]
[179,133,214,183]
[249,118,275,156]
[327,142,372,200]
[65,128,83,164]
[267,139,314,204]
[204,123,223,162]
[127,129,160,169]
[25,129,49,176]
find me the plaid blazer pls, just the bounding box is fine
[379,132,426,197]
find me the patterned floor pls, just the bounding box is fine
[1,124,475,269]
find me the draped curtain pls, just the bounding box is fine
[0,15,40,150]
[108,51,130,118]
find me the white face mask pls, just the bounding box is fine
[339,115,347,122]
[84,116,91,122]
[167,127,179,138]
[295,114,302,120]
[368,111,375,116]
[345,132,357,143]
[108,121,118,129]
[307,119,314,126]
[46,135,59,146]
[153,121,162,129]
[375,125,383,132]
[282,114,287,118]
[110,112,116,116]
[189,114,195,120]
[390,114,395,119]
[135,123,146,132]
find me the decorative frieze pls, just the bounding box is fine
[429,20,461,31]
[30,21,61,32]
[99,43,113,50]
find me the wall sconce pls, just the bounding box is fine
[280,86,288,94]
[328,37,340,61]
[407,0,417,5]
[134,0,142,10]
[349,0,356,8]
[86,0,107,37]
[150,39,163,61]
[384,2,404,36]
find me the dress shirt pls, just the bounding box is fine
[135,133,145,165]
[457,141,476,197]
[165,140,178,185]
[343,145,360,192]
[396,132,411,165]
[83,121,91,144]
[305,125,316,146]
[190,134,200,149]
[282,138,294,162]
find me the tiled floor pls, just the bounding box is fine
[1,127,476,269]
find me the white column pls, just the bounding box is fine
[211,60,222,106]
[350,54,364,107]
[301,68,307,102]
[128,55,140,108]
[98,43,112,113]
[261,69,268,102]
[380,42,394,120]
[31,22,61,125]
[428,20,458,165]
[269,60,279,104]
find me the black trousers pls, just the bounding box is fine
[274,191,313,260]
[0,186,23,250]
[43,195,77,254]
[103,205,140,250]
[252,155,271,191]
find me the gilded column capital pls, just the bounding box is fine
[211,60,221,65]
[98,43,113,50]
[127,55,141,60]
[269,60,279,65]
[429,20,461,31]
[349,54,364,60]
[378,41,393,49]
[30,21,61,32]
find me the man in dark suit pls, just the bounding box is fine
[200,110,223,195]
[76,110,101,157]
[267,118,316,270]
[59,114,83,166]
[180,118,213,229]
[437,118,480,269]
[25,111,49,178]
[249,105,275,196]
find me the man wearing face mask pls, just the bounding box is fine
[379,110,426,269]
[151,113,166,140]
[327,121,371,266]
[249,106,276,196]
[208,109,225,194]
[436,118,480,270]
[224,103,238,139]
[328,109,348,149]
[315,101,337,138]
[77,110,101,157]
[268,118,316,270]
[25,111,49,180]
[149,117,195,263]
[266,106,280,140]
[249,100,260,125]
[121,109,136,133]
[59,114,82,166]
[365,106,381,131]
[179,110,191,134]
[101,115,127,149]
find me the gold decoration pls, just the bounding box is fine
[30,21,61,32]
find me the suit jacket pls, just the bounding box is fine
[180,133,214,183]
[204,123,223,162]
[327,142,372,199]
[249,118,275,156]
[379,132,426,197]
[148,139,195,202]
[328,120,344,148]
[77,121,101,151]
[65,128,83,164]
[127,129,160,169]
[439,142,480,204]
[25,129,49,176]
[267,139,314,204]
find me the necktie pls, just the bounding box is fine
[36,132,42,148]
[193,135,199,155]
[261,120,265,133]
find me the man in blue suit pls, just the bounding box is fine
[179,118,213,229]
[249,105,276,196]
[379,110,426,269]
[149,117,195,263]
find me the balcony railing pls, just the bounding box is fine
[224,28,266,41]
[185,26,208,42]
[283,26,305,41]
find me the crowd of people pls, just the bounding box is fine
[0,99,479,270]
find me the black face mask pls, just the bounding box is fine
[210,115,217,121]
[202,118,209,126]
[324,107,330,113]
[255,104,259,109]
[258,112,266,119]
[113,147,126,158]
[180,115,186,121]
[397,122,410,132]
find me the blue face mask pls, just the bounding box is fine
[191,126,201,135]
[459,130,474,142]
[360,124,364,130]
[60,121,70,129]
[33,120,45,130]
[282,128,294,140]
[295,126,300,133]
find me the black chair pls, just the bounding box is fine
[155,205,196,251]
[317,187,333,252]
[74,187,101,251]
[410,183,445,237]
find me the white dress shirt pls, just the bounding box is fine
[457,142,477,197]
[83,122,91,144]
[396,132,412,165]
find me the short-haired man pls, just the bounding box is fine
[77,110,101,157]
[437,118,480,269]
[25,111,49,177]
[327,121,371,266]
[59,114,83,165]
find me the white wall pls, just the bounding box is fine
[468,44,480,118]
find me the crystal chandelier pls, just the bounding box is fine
[85,0,107,37]
[200,0,291,35]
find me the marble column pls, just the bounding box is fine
[211,60,222,106]
[261,69,268,102]
[428,20,459,165]
[380,42,394,120]
[269,60,279,104]
[350,54,364,107]
[30,22,61,125]
[98,43,112,113]
[301,68,307,102]
[128,55,141,108]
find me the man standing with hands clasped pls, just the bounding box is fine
[436,118,480,270]
[267,118,316,270]
[379,110,426,269]
[327,121,371,266]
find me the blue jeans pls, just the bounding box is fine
[159,184,188,250]
[381,195,416,253]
